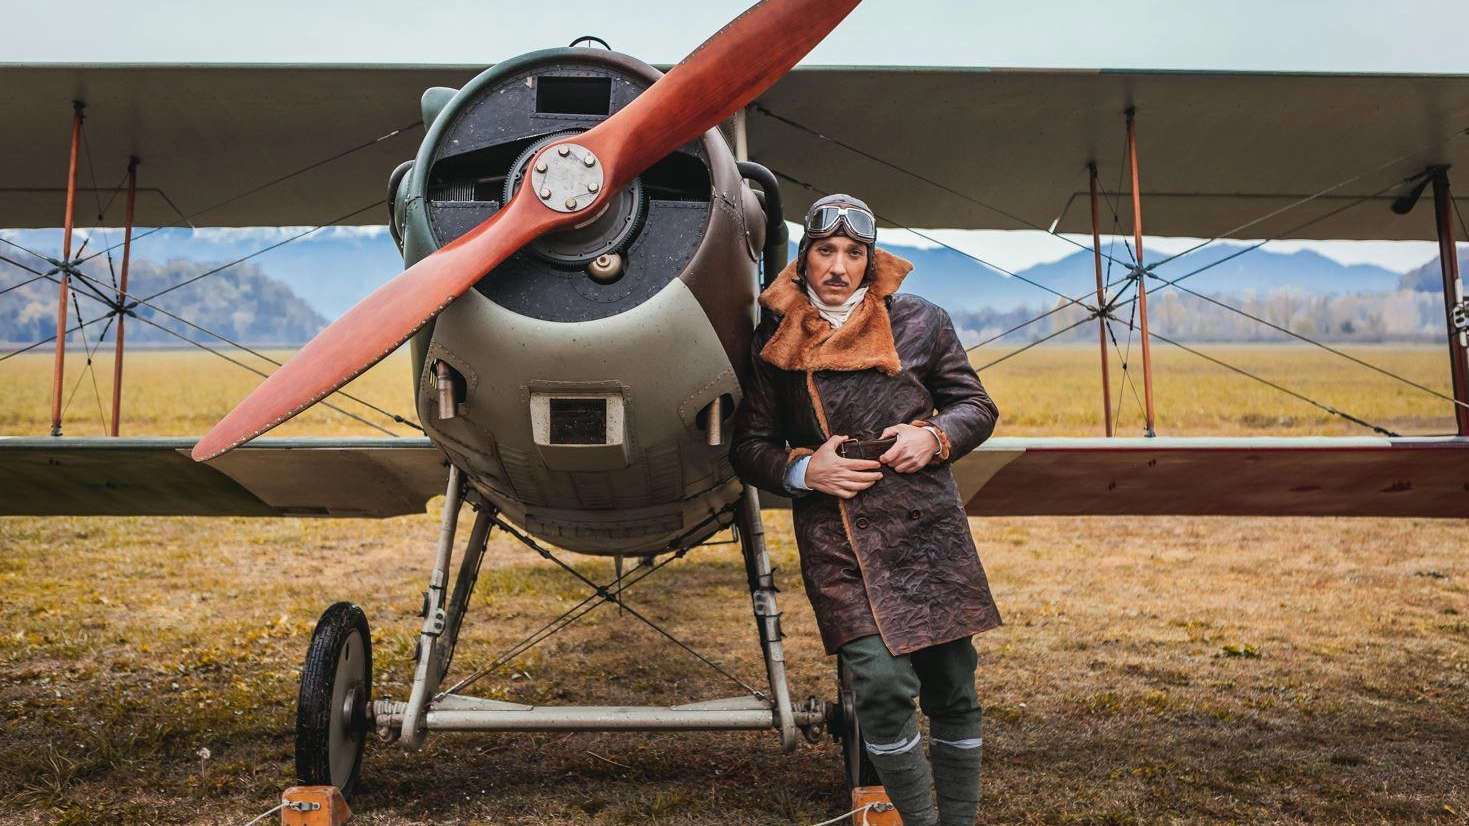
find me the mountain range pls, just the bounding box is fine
[1,227,1463,346]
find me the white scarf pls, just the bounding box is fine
[805,285,869,329]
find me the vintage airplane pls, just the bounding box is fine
[2,0,1468,810]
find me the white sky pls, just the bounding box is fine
[6,0,1466,272]
[6,0,1468,72]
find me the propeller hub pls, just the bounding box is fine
[530,143,605,214]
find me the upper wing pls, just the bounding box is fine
[753,67,1469,241]
[1,65,1465,237]
[0,64,477,228]
[0,437,446,517]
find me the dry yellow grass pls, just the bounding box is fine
[2,343,1458,439]
[0,350,419,439]
[0,345,1466,825]
[974,343,1459,437]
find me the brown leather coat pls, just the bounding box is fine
[731,248,1002,656]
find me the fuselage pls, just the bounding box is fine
[390,48,768,556]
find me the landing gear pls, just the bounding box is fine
[833,658,879,793]
[296,601,373,799]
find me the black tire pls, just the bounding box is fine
[836,658,880,791]
[296,602,372,799]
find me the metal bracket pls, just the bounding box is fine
[421,607,446,637]
[1451,296,1469,348]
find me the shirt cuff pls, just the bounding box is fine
[911,420,951,461]
[785,455,813,491]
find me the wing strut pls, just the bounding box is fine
[1087,163,1114,437]
[1429,168,1469,434]
[50,101,85,437]
[1125,108,1158,437]
[110,156,140,437]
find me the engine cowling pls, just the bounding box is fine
[390,47,769,556]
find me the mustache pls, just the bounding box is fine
[822,276,849,285]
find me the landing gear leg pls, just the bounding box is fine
[735,484,801,751]
[398,465,496,749]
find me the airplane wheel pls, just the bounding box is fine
[834,659,879,792]
[296,602,372,799]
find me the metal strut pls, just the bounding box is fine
[377,485,823,743]
[109,157,139,437]
[736,483,800,751]
[1125,108,1158,437]
[397,465,479,749]
[1088,163,1115,437]
[1429,167,1469,435]
[49,101,84,437]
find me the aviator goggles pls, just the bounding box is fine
[804,203,877,243]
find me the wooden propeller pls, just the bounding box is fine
[192,0,861,462]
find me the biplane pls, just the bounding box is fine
[2,0,1467,808]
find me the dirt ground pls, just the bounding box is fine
[1,509,1465,825]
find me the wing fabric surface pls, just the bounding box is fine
[955,436,1469,518]
[9,437,1464,518]
[0,437,445,517]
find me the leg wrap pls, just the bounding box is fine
[865,720,937,826]
[929,722,982,826]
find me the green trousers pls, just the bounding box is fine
[839,634,983,826]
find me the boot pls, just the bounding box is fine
[929,723,982,826]
[864,722,937,826]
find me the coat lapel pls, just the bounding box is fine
[758,247,913,376]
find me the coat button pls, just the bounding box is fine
[855,517,870,529]
[908,509,921,520]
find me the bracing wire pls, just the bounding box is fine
[1161,276,1469,411]
[22,266,418,434]
[1149,331,1399,436]
[441,506,740,698]
[484,512,763,699]
[136,202,384,304]
[773,170,1101,315]
[74,121,421,267]
[1145,126,1469,271]
[61,265,423,432]
[754,103,1134,270]
[0,234,55,268]
[127,312,398,437]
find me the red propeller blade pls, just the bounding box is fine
[191,194,564,460]
[193,0,861,462]
[580,0,862,192]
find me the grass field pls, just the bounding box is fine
[1,345,1466,825]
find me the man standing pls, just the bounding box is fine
[730,194,1001,826]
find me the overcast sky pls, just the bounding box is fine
[6,0,1468,72]
[5,0,1466,271]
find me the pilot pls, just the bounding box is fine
[730,194,1001,826]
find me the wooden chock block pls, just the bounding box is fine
[281,785,352,826]
[851,786,901,826]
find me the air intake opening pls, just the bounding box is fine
[549,398,608,445]
[537,76,612,115]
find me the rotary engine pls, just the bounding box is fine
[388,47,771,556]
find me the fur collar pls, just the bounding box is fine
[758,247,913,375]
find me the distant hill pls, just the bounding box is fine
[4,226,1462,347]
[0,245,325,347]
[1,226,403,321]
[1399,244,1469,293]
[891,242,1403,312]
